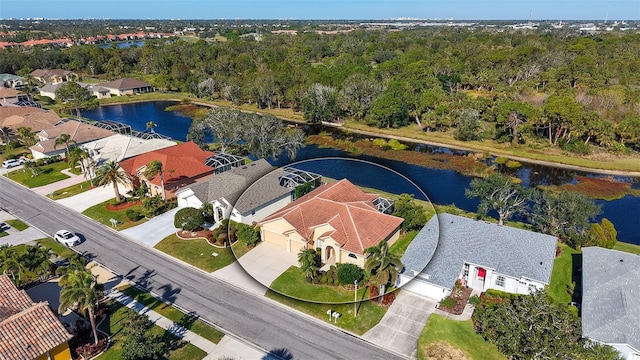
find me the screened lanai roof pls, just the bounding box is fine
[279,168,322,188]
[132,130,171,140]
[205,153,246,174]
[94,120,132,135]
[373,197,394,214]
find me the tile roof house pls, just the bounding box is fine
[0,87,29,105]
[258,179,404,267]
[29,69,74,85]
[176,159,320,225]
[98,78,154,96]
[29,120,115,159]
[581,247,640,360]
[0,107,61,143]
[0,274,73,360]
[119,141,216,199]
[399,213,557,301]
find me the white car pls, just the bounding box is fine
[2,159,21,168]
[54,230,82,247]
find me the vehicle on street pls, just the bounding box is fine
[54,229,82,247]
[0,222,9,231]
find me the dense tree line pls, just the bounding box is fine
[3,27,640,153]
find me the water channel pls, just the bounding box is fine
[83,101,640,245]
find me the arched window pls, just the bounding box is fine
[348,253,357,259]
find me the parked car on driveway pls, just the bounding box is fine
[0,222,9,231]
[54,230,82,247]
[2,159,21,168]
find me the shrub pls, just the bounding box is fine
[336,263,364,285]
[469,295,481,306]
[237,223,260,246]
[321,276,327,284]
[174,207,204,231]
[369,285,379,299]
[439,297,456,309]
[125,209,141,222]
[381,291,396,306]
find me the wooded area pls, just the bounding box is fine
[3,25,640,155]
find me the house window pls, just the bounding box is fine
[495,276,505,287]
[251,209,256,216]
[348,253,357,259]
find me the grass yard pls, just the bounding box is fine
[5,162,70,188]
[82,200,147,230]
[5,219,29,231]
[613,241,640,256]
[417,314,505,360]
[265,289,387,335]
[547,243,581,304]
[390,230,418,257]
[47,180,93,200]
[97,299,207,360]
[36,238,77,259]
[117,285,225,343]
[230,240,252,259]
[270,266,368,303]
[154,234,236,273]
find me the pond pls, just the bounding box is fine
[83,101,640,245]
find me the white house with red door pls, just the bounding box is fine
[398,213,557,301]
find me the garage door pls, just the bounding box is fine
[402,277,450,301]
[263,230,288,248]
[289,240,304,254]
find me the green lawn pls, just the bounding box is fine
[230,240,251,259]
[36,238,77,259]
[613,241,640,255]
[417,314,506,360]
[154,234,236,273]
[5,162,71,188]
[547,243,581,304]
[0,231,7,237]
[265,289,388,335]
[390,230,418,257]
[97,299,207,360]
[270,266,368,303]
[117,285,225,344]
[82,200,147,230]
[5,219,28,231]
[47,180,93,200]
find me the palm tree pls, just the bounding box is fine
[54,133,76,158]
[58,263,103,345]
[146,121,157,133]
[95,161,131,202]
[0,244,24,285]
[143,160,166,201]
[16,126,37,147]
[82,152,97,186]
[297,248,319,281]
[364,240,402,297]
[22,244,52,281]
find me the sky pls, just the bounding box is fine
[1,0,639,21]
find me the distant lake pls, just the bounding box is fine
[98,40,145,48]
[84,100,640,245]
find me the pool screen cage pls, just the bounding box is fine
[279,168,322,189]
[205,153,246,174]
[373,197,395,214]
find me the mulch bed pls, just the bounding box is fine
[176,229,215,239]
[105,200,142,211]
[439,286,473,315]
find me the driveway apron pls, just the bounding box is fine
[121,207,180,247]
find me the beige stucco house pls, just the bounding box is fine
[258,179,404,267]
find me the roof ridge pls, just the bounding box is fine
[344,204,363,252]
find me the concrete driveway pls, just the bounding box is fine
[235,241,299,289]
[121,207,180,247]
[362,290,437,358]
[56,183,128,212]
[211,261,268,296]
[32,168,86,196]
[0,210,49,246]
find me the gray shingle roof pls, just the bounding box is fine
[187,159,292,214]
[402,213,557,289]
[581,247,640,351]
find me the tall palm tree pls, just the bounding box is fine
[95,161,131,202]
[54,133,76,158]
[146,121,157,133]
[364,240,402,296]
[0,244,24,285]
[22,244,52,281]
[58,264,103,345]
[143,160,166,201]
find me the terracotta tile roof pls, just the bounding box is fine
[0,107,61,133]
[119,141,215,189]
[29,69,70,78]
[31,120,115,154]
[0,88,24,98]
[0,275,72,360]
[98,78,151,91]
[260,179,404,254]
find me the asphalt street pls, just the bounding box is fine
[0,176,407,360]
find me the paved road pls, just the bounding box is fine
[0,176,406,360]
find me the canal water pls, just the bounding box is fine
[83,101,640,245]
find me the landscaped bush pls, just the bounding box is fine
[439,296,456,309]
[174,207,204,231]
[236,223,260,246]
[125,209,142,222]
[381,291,396,306]
[336,263,364,285]
[368,285,379,299]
